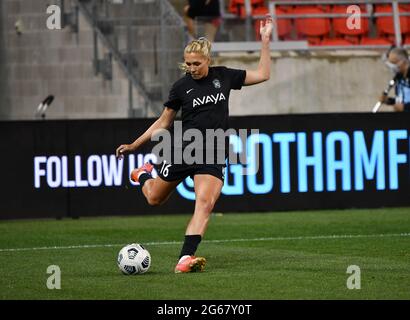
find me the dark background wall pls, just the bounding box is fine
[1,113,409,220]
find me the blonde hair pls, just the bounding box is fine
[179,37,212,72]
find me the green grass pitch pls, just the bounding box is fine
[0,207,409,300]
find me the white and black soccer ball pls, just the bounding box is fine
[117,243,151,275]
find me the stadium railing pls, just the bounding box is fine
[71,0,189,117]
[206,0,410,51]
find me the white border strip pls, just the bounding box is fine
[1,232,409,253]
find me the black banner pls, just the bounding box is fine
[1,112,410,219]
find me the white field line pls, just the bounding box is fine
[0,232,410,253]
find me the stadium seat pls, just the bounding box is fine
[276,5,293,13]
[360,37,393,45]
[317,4,331,12]
[331,6,369,36]
[292,6,331,45]
[398,4,410,11]
[403,36,410,44]
[375,5,410,42]
[332,5,369,44]
[228,0,265,16]
[320,38,354,46]
[254,6,292,40]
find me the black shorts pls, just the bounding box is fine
[156,160,226,182]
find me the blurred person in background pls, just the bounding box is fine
[184,0,221,42]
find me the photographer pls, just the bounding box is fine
[380,47,410,112]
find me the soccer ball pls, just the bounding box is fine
[117,243,151,275]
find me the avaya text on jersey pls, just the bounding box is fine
[192,93,226,108]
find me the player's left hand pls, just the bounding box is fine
[260,15,273,41]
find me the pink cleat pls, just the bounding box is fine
[130,163,154,183]
[174,255,206,273]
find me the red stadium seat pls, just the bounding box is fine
[320,38,354,46]
[401,36,410,44]
[254,6,292,40]
[292,6,331,44]
[375,5,410,36]
[398,4,410,11]
[332,5,369,36]
[228,0,265,16]
[332,5,369,44]
[317,4,331,12]
[276,5,293,13]
[360,37,393,45]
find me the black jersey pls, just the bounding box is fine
[164,66,246,163]
[165,66,246,131]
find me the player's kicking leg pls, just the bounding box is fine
[175,174,223,273]
[131,163,180,206]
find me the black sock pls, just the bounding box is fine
[179,235,202,259]
[139,173,153,187]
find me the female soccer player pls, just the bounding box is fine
[116,16,273,273]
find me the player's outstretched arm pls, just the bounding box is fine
[244,15,273,86]
[116,107,177,158]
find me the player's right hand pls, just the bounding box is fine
[116,144,133,159]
